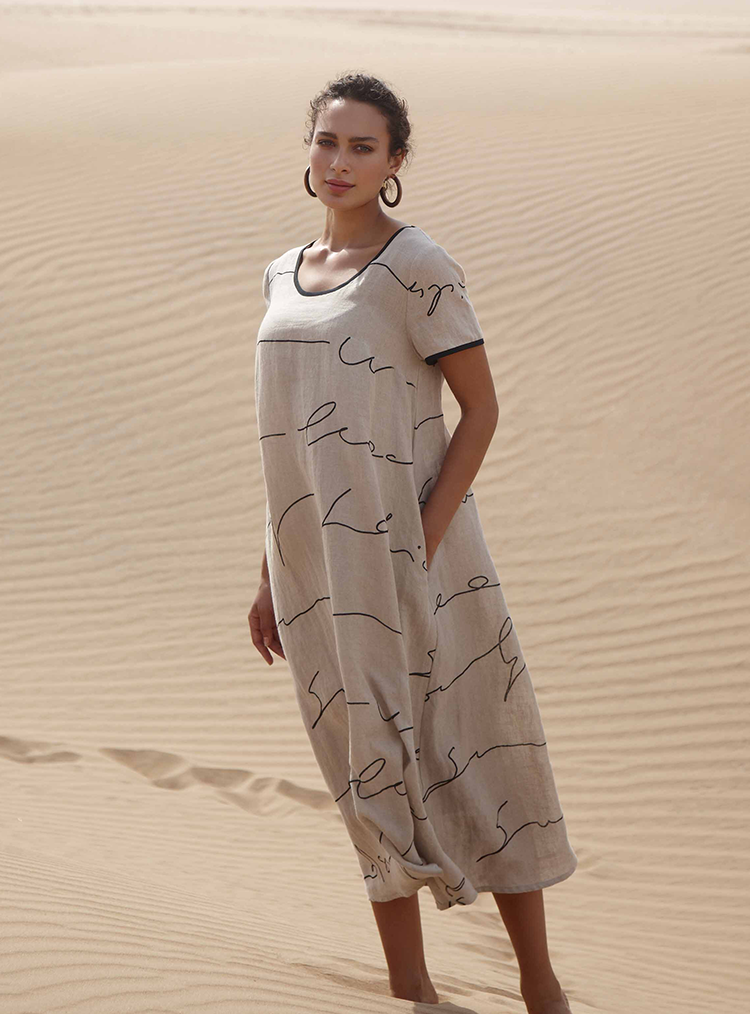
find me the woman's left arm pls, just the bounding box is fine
[421,344,499,566]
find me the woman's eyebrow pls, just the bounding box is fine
[316,131,379,142]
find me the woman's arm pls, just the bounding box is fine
[421,344,499,558]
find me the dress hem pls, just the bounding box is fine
[472,860,578,896]
[366,859,578,909]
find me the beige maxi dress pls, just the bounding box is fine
[254,224,578,910]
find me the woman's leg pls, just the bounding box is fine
[493,889,572,1013]
[369,892,439,1003]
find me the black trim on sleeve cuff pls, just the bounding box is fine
[424,338,484,366]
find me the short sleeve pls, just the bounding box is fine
[405,242,485,366]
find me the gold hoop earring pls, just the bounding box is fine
[304,166,317,198]
[380,175,402,207]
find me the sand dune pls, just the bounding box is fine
[2,5,749,1012]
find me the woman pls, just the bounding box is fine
[249,72,577,1013]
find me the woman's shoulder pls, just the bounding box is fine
[261,242,308,301]
[264,241,307,274]
[261,243,305,307]
[399,225,462,272]
[397,230,477,304]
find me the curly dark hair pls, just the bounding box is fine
[302,71,415,201]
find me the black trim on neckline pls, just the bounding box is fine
[294,224,416,296]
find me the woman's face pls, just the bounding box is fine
[310,98,403,207]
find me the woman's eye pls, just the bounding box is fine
[317,140,372,153]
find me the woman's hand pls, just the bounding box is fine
[248,580,286,664]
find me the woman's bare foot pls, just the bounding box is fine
[520,975,572,1014]
[389,974,440,1004]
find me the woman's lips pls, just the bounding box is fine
[327,181,354,193]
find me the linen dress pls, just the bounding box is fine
[254,224,578,910]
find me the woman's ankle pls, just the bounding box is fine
[520,970,562,1000]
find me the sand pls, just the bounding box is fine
[2,3,749,1012]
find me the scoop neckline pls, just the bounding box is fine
[293,224,416,296]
